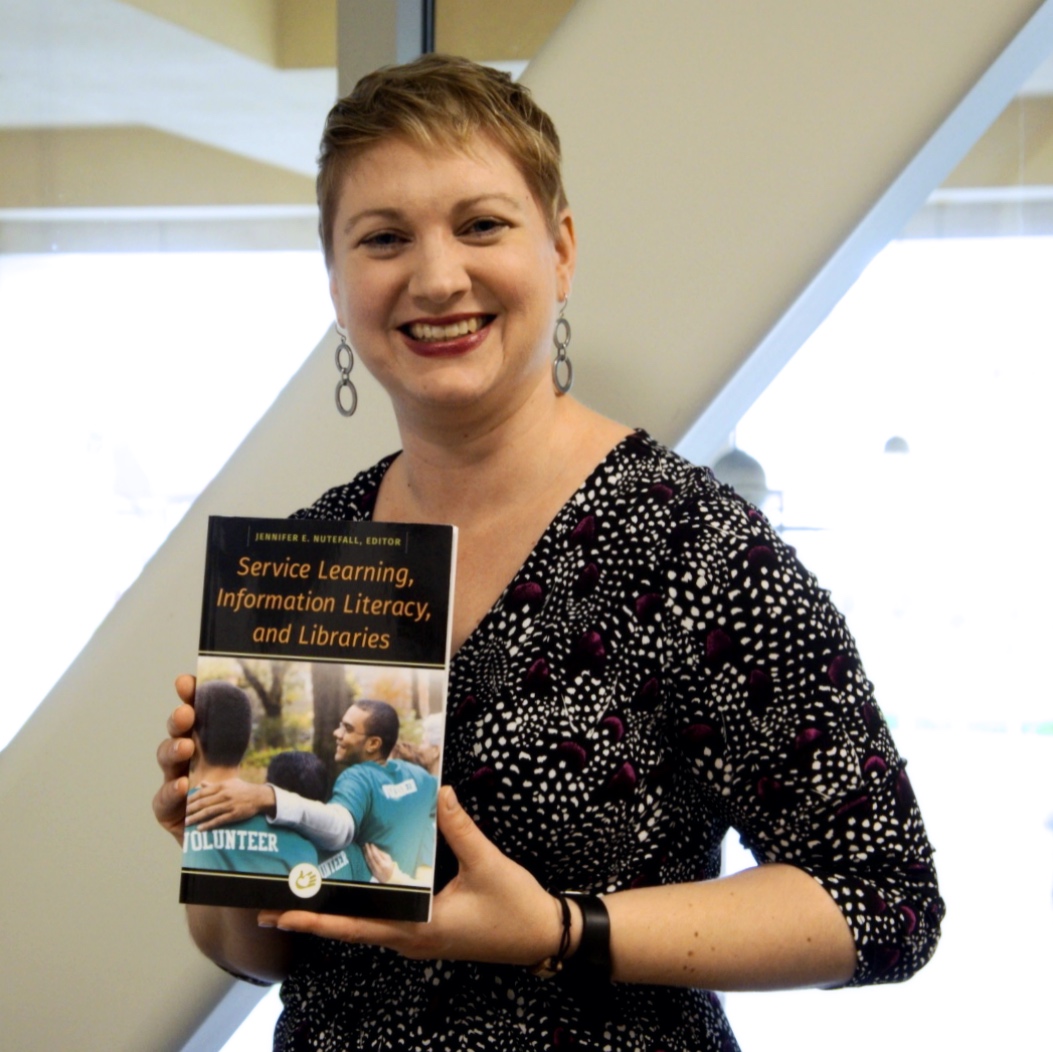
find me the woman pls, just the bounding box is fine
[154,54,943,1050]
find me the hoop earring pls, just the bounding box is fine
[552,298,573,395]
[334,330,358,417]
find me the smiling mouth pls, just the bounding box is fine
[402,315,493,342]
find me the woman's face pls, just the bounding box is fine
[327,134,575,422]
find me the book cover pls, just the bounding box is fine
[180,515,456,922]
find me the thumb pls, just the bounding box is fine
[437,786,492,870]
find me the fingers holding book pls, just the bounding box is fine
[152,675,198,845]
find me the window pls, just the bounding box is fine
[0,251,333,751]
[685,234,1053,1049]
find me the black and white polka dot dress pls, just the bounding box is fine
[275,430,943,1051]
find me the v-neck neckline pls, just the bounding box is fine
[358,429,650,664]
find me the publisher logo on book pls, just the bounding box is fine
[289,863,322,899]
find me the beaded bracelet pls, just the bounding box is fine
[528,892,611,981]
[528,893,573,978]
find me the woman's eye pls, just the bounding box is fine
[359,231,406,251]
[462,217,507,238]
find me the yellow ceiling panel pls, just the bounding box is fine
[118,0,335,68]
[1,126,315,209]
[944,96,1053,187]
[436,0,576,61]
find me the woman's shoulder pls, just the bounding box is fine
[290,452,399,522]
[597,431,812,599]
[602,430,765,543]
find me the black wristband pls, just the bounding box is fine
[565,893,611,983]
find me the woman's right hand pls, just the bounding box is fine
[152,674,197,846]
[155,674,293,984]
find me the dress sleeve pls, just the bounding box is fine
[670,486,944,987]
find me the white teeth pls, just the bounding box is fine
[409,316,483,341]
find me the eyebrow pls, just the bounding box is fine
[342,193,527,237]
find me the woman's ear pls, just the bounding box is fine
[329,270,345,332]
[554,208,577,295]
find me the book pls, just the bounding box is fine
[179,515,456,922]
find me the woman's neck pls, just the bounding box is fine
[377,390,628,529]
[375,383,631,652]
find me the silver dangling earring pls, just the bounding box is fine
[552,297,573,394]
[334,328,358,417]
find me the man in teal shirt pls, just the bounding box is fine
[272,699,438,886]
[324,700,438,884]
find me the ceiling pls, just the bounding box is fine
[1,0,1050,232]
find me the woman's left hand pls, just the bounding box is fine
[258,786,564,966]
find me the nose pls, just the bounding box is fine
[409,234,470,308]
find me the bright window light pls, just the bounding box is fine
[217,987,284,1052]
[0,251,334,751]
[687,236,1053,1050]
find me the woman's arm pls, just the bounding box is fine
[260,785,855,990]
[186,904,293,985]
[153,676,293,984]
[602,863,856,990]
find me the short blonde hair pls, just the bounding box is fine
[317,54,568,266]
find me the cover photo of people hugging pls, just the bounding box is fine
[182,661,442,898]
